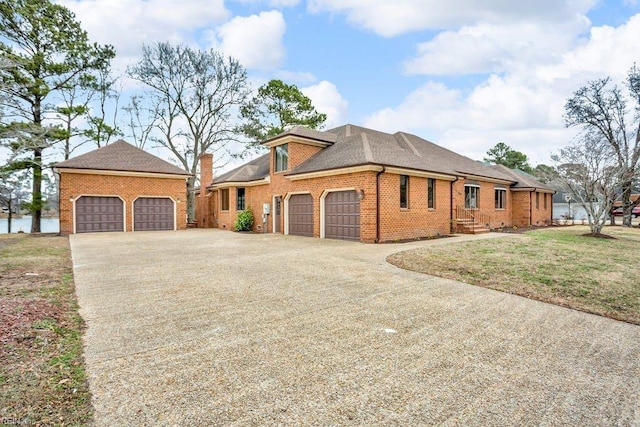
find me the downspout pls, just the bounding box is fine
[375,166,386,243]
[53,169,61,236]
[450,176,459,234]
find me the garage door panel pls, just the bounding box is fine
[325,191,360,241]
[288,194,313,237]
[134,198,174,231]
[75,196,124,233]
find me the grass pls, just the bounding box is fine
[0,233,92,425]
[387,226,640,325]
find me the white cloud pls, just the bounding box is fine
[537,14,640,83]
[364,12,640,165]
[216,11,286,70]
[404,19,589,76]
[307,0,596,37]
[57,0,230,61]
[232,0,300,7]
[301,81,349,128]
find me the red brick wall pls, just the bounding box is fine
[59,172,187,234]
[196,140,553,241]
[511,191,531,227]
[378,174,452,241]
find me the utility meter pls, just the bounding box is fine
[263,203,271,215]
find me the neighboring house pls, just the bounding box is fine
[55,140,191,234]
[195,124,554,243]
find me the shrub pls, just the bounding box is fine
[234,209,254,232]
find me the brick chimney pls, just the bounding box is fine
[199,153,213,195]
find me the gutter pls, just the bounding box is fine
[375,166,386,243]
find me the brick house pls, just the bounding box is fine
[55,140,191,234]
[195,124,554,243]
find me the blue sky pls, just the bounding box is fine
[58,0,640,169]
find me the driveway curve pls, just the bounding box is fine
[70,229,640,426]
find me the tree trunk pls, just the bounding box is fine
[6,203,11,234]
[621,180,633,227]
[186,176,196,223]
[31,147,42,233]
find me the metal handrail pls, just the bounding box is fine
[455,205,490,228]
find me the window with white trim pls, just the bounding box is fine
[275,144,288,172]
[465,185,479,209]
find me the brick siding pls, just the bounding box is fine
[59,172,187,234]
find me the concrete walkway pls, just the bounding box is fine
[70,230,640,426]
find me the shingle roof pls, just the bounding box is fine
[54,140,191,176]
[213,153,270,184]
[288,125,515,182]
[489,164,555,191]
[212,124,550,190]
[262,126,338,145]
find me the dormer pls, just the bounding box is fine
[261,126,337,175]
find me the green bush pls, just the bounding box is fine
[234,209,254,232]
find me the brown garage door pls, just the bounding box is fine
[134,198,174,231]
[75,196,124,233]
[325,191,360,240]
[288,194,313,236]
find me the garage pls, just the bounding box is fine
[55,140,190,235]
[324,191,360,240]
[134,198,175,231]
[75,196,124,233]
[288,194,314,236]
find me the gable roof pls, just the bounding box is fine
[213,153,270,184]
[54,140,191,176]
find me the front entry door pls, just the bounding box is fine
[274,196,282,233]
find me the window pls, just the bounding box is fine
[400,175,409,209]
[236,188,245,211]
[221,189,229,211]
[495,189,506,209]
[275,144,288,172]
[536,192,540,210]
[465,185,479,209]
[428,178,435,209]
[544,193,548,210]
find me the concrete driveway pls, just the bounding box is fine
[70,229,640,426]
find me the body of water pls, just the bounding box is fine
[0,216,60,234]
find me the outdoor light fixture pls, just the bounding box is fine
[358,189,365,200]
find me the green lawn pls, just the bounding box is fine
[387,226,640,325]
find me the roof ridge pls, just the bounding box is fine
[360,132,373,162]
[398,132,422,158]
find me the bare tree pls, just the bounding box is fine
[552,136,618,235]
[122,94,159,149]
[127,42,250,221]
[564,65,640,227]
